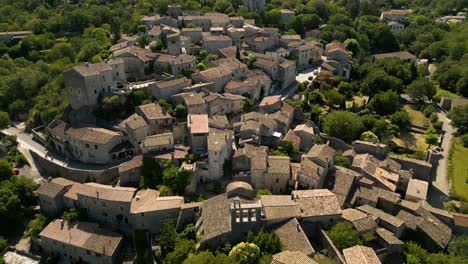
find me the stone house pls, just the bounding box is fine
[113,46,157,79]
[323,42,351,79]
[213,58,249,80]
[119,113,150,147]
[202,35,233,54]
[330,166,360,208]
[279,59,296,89]
[297,157,326,189]
[292,189,342,229]
[188,114,209,153]
[267,103,295,134]
[140,15,161,29]
[242,0,265,13]
[250,152,268,189]
[39,220,123,264]
[293,124,315,152]
[341,208,378,235]
[405,179,428,202]
[357,205,405,238]
[155,54,196,75]
[118,155,143,187]
[64,59,126,110]
[453,213,468,235]
[135,103,175,134]
[245,35,278,53]
[172,92,208,114]
[376,228,404,254]
[191,67,233,93]
[225,70,271,101]
[305,144,335,169]
[140,133,174,155]
[274,218,315,257]
[47,120,133,165]
[147,26,162,43]
[166,33,181,55]
[259,95,282,113]
[129,189,184,233]
[233,144,269,172]
[196,182,262,250]
[204,92,246,116]
[76,183,136,231]
[271,251,318,264]
[388,21,405,32]
[207,131,233,181]
[149,77,191,101]
[181,27,203,44]
[343,245,381,264]
[279,9,295,28]
[265,156,291,194]
[371,51,417,63]
[292,43,323,70]
[35,178,75,217]
[380,9,411,22]
[260,195,300,226]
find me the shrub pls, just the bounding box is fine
[461,134,468,148]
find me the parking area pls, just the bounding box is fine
[296,66,321,83]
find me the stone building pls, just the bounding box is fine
[343,245,381,264]
[35,178,75,217]
[207,131,233,181]
[265,156,291,194]
[64,59,126,110]
[149,77,191,102]
[140,133,174,155]
[242,0,265,13]
[188,114,209,153]
[292,189,342,229]
[39,220,123,264]
[112,46,157,79]
[191,67,233,93]
[136,103,175,134]
[47,120,133,165]
[119,113,149,147]
[202,35,233,54]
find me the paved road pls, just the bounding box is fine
[432,113,454,195]
[3,125,116,173]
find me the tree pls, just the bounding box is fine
[246,229,282,255]
[0,176,38,207]
[270,141,298,157]
[344,38,361,56]
[303,14,321,30]
[264,10,282,26]
[150,40,164,52]
[23,214,48,238]
[166,239,196,264]
[425,128,439,148]
[391,110,411,131]
[159,185,174,196]
[0,237,6,252]
[368,90,400,116]
[323,111,364,143]
[448,235,468,258]
[337,81,353,98]
[184,251,235,264]
[360,131,379,143]
[456,76,468,97]
[0,111,10,129]
[0,159,13,181]
[327,222,362,250]
[196,62,206,71]
[158,222,178,254]
[229,242,260,264]
[288,16,305,36]
[461,134,468,148]
[406,78,436,101]
[255,189,272,199]
[139,157,162,189]
[334,152,351,168]
[175,104,187,118]
[449,105,468,134]
[324,89,344,107]
[62,208,87,222]
[0,188,22,232]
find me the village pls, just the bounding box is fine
[0,1,467,264]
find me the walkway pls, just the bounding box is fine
[432,112,454,195]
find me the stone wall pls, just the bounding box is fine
[389,155,433,182]
[31,152,119,184]
[319,229,346,264]
[319,133,353,151]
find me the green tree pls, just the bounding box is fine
[159,185,174,196]
[448,105,468,134]
[246,229,282,255]
[324,89,344,107]
[425,129,439,149]
[183,251,235,264]
[23,214,48,237]
[456,76,468,97]
[327,221,362,250]
[229,242,260,264]
[288,16,305,36]
[0,159,13,181]
[166,239,196,264]
[158,222,178,254]
[0,237,6,252]
[360,131,379,143]
[270,141,298,157]
[140,157,162,189]
[150,40,165,52]
[264,10,282,26]
[303,14,321,30]
[323,111,364,143]
[368,90,400,115]
[334,152,351,168]
[0,111,10,129]
[175,104,187,118]
[391,110,411,131]
[1,176,38,207]
[448,235,468,258]
[62,208,87,222]
[255,189,272,199]
[406,78,436,101]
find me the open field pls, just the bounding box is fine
[403,105,429,127]
[448,137,468,201]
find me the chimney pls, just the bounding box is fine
[96,191,99,199]
[60,219,64,230]
[296,223,301,232]
[85,62,89,67]
[135,196,140,201]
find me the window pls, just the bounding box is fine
[94,145,98,150]
[276,178,279,183]
[85,144,89,148]
[94,90,97,94]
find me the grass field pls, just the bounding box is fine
[403,105,429,127]
[448,137,468,201]
[392,131,429,152]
